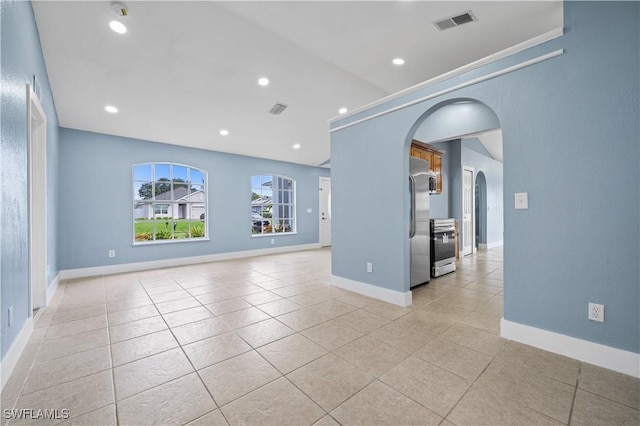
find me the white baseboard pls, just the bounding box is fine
[46,272,60,303]
[478,243,488,250]
[330,275,412,307]
[1,317,34,391]
[501,319,640,378]
[60,243,321,280]
[488,240,504,249]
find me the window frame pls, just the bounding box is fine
[132,162,209,245]
[251,174,296,237]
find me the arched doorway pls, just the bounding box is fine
[405,98,501,260]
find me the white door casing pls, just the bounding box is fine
[319,177,331,247]
[462,166,475,256]
[27,84,48,312]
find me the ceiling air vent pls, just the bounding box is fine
[268,103,288,115]
[434,10,477,31]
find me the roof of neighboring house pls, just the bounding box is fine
[154,187,203,202]
[251,196,272,206]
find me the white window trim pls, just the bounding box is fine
[132,162,208,245]
[251,174,296,236]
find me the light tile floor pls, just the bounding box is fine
[2,248,639,425]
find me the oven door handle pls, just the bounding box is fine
[409,176,416,238]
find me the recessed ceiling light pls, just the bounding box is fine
[219,129,229,136]
[293,144,301,150]
[338,107,348,114]
[392,58,405,65]
[105,105,118,113]
[258,77,269,86]
[109,20,127,34]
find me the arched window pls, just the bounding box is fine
[133,163,207,243]
[251,174,295,235]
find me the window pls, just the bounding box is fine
[251,174,295,235]
[133,163,207,243]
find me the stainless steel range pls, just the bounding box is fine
[430,218,456,277]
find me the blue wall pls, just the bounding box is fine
[331,1,639,353]
[1,0,60,359]
[58,128,330,270]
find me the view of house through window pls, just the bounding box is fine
[133,163,207,242]
[251,174,295,235]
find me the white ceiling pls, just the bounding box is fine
[32,1,562,167]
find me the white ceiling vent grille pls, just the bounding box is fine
[268,103,288,115]
[434,11,477,31]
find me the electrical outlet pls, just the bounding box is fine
[8,306,13,327]
[588,303,604,322]
[108,249,116,258]
[366,262,373,273]
[270,238,275,245]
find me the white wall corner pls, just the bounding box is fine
[330,275,412,307]
[501,318,640,378]
[46,272,60,304]
[1,317,34,391]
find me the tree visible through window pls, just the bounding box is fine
[133,163,207,242]
[251,174,295,235]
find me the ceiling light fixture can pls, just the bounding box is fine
[258,77,269,86]
[105,105,118,113]
[109,20,127,34]
[219,129,229,136]
[392,58,405,65]
[293,144,301,150]
[338,107,348,114]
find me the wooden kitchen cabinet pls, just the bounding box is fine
[410,140,444,193]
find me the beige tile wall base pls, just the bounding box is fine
[501,318,640,378]
[59,243,321,280]
[330,275,412,307]
[0,317,34,390]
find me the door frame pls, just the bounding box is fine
[27,84,48,312]
[462,165,476,256]
[318,176,331,247]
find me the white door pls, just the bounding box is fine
[462,167,474,256]
[319,177,331,246]
[28,85,47,311]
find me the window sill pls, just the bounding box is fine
[251,232,298,238]
[132,237,210,246]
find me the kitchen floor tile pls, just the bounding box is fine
[287,353,373,411]
[234,318,296,348]
[183,332,252,370]
[220,377,325,425]
[110,329,179,366]
[276,308,330,331]
[570,389,639,426]
[301,319,365,351]
[113,348,193,400]
[380,356,471,417]
[171,316,230,346]
[330,380,441,425]
[198,350,281,406]
[117,373,215,426]
[257,333,328,374]
[21,346,111,395]
[334,335,408,378]
[446,382,562,425]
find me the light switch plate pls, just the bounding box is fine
[515,192,528,210]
